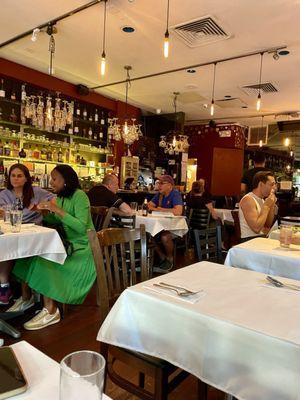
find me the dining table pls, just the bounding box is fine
[8,341,112,400]
[214,208,234,223]
[224,237,300,280]
[0,222,66,338]
[135,212,188,237]
[97,261,300,400]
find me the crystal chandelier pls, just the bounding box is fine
[158,92,189,155]
[107,66,142,146]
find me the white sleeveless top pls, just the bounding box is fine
[239,192,265,238]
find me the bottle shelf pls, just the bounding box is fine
[0,97,21,106]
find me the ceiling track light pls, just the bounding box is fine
[100,0,108,76]
[210,62,217,116]
[273,51,280,61]
[163,0,170,58]
[256,52,264,111]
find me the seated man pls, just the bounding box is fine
[148,175,183,271]
[87,174,131,214]
[239,171,277,241]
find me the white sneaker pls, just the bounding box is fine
[24,307,60,331]
[6,296,35,312]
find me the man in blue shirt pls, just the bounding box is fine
[148,175,183,272]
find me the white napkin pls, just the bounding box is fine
[143,284,205,304]
[266,220,278,237]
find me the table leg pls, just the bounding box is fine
[0,319,21,338]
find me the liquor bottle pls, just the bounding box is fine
[75,104,81,117]
[99,129,103,139]
[52,148,58,162]
[27,145,33,159]
[0,107,2,119]
[9,108,18,122]
[88,113,93,122]
[83,108,87,120]
[93,131,98,140]
[88,127,93,138]
[74,123,79,135]
[0,141,3,156]
[76,150,81,164]
[94,109,99,123]
[21,84,27,101]
[33,146,40,160]
[0,79,5,98]
[19,148,26,158]
[142,198,148,216]
[58,148,64,163]
[100,111,105,125]
[40,145,47,160]
[4,142,11,157]
[82,128,87,138]
[46,148,53,161]
[12,141,19,158]
[68,124,73,135]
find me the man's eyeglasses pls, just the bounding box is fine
[158,182,169,185]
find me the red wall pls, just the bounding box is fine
[185,124,246,195]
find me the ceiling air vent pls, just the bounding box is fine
[171,15,231,48]
[241,82,278,96]
[248,126,268,146]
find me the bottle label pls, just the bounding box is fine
[0,90,5,98]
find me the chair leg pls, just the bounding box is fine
[154,367,168,400]
[197,379,208,400]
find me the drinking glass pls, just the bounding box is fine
[3,205,12,224]
[10,210,23,233]
[130,202,138,212]
[279,224,293,248]
[60,350,105,400]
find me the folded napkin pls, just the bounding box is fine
[143,284,205,304]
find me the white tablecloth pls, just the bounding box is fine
[0,223,66,264]
[225,237,300,280]
[268,229,280,240]
[97,262,300,400]
[10,341,111,400]
[135,214,188,237]
[215,208,234,223]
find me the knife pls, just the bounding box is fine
[266,275,300,291]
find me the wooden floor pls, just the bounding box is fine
[1,249,226,400]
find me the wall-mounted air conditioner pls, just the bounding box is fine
[247,125,268,146]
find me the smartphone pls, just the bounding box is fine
[0,347,27,399]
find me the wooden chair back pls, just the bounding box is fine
[188,208,211,229]
[90,206,114,231]
[231,210,241,243]
[88,225,148,324]
[193,225,222,263]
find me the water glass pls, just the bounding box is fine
[130,202,138,212]
[10,210,23,233]
[60,350,106,400]
[279,225,293,248]
[3,205,12,224]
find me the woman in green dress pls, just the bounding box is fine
[8,165,96,330]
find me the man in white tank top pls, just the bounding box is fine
[239,171,277,240]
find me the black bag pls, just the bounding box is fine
[44,221,74,256]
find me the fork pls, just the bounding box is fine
[266,276,300,291]
[153,282,201,297]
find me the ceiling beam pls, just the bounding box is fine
[0,0,103,49]
[91,45,287,90]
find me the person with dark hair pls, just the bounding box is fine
[0,163,53,305]
[241,152,269,195]
[7,165,96,330]
[87,174,131,213]
[239,171,277,241]
[186,179,218,220]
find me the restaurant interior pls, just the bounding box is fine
[1,1,300,399]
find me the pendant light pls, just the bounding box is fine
[47,24,56,76]
[163,0,170,58]
[100,0,108,76]
[259,115,264,147]
[210,63,217,116]
[256,53,264,111]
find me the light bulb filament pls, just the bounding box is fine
[210,100,214,116]
[164,31,169,58]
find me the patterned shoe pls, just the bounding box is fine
[0,286,12,305]
[24,307,60,331]
[6,296,35,312]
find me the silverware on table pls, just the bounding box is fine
[266,275,300,291]
[153,282,202,296]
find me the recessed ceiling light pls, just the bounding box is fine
[242,106,248,108]
[224,95,231,98]
[278,50,290,56]
[187,69,196,73]
[122,26,135,33]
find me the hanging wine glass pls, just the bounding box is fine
[29,95,37,126]
[60,100,68,130]
[54,94,61,132]
[66,101,74,125]
[45,96,53,132]
[36,95,44,129]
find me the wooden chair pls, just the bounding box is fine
[193,225,223,264]
[90,206,114,231]
[88,227,192,400]
[231,210,241,244]
[188,208,211,230]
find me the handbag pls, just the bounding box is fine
[44,221,74,256]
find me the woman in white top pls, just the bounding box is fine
[239,171,277,241]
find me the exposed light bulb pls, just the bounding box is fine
[210,100,214,116]
[164,31,169,58]
[259,139,263,147]
[284,137,290,147]
[31,28,40,42]
[124,121,129,135]
[173,135,176,147]
[256,93,261,111]
[100,51,106,76]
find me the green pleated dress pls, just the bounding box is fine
[13,189,96,304]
